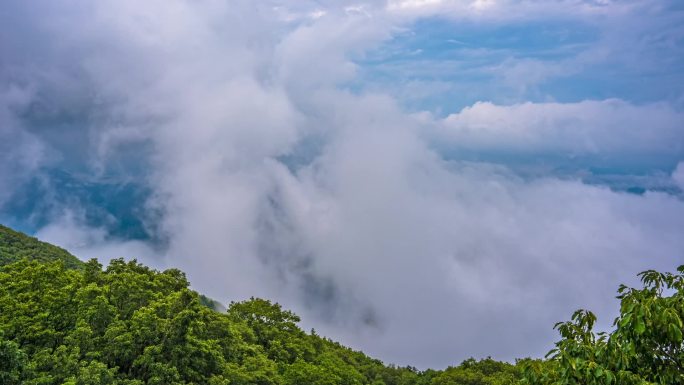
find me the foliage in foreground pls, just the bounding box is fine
[523,266,684,385]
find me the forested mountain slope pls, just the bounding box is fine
[0,224,520,385]
[0,224,681,385]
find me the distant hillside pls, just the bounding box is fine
[0,224,84,269]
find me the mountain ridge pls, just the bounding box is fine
[0,224,84,270]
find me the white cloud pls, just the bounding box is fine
[438,99,684,156]
[386,0,627,21]
[0,85,46,206]
[251,106,684,366]
[35,209,158,267]
[673,162,684,190]
[373,0,684,106]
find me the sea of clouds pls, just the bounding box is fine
[1,0,683,368]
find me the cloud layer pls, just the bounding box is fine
[1,0,683,369]
[438,99,683,157]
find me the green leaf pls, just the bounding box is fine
[635,320,646,334]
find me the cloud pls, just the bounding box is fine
[0,86,46,206]
[1,0,683,370]
[366,0,684,111]
[438,99,684,157]
[35,209,158,268]
[673,162,684,190]
[386,0,626,21]
[244,107,684,366]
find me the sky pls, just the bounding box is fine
[1,0,683,369]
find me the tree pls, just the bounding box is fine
[227,298,315,363]
[0,331,26,385]
[523,265,684,385]
[431,358,518,385]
